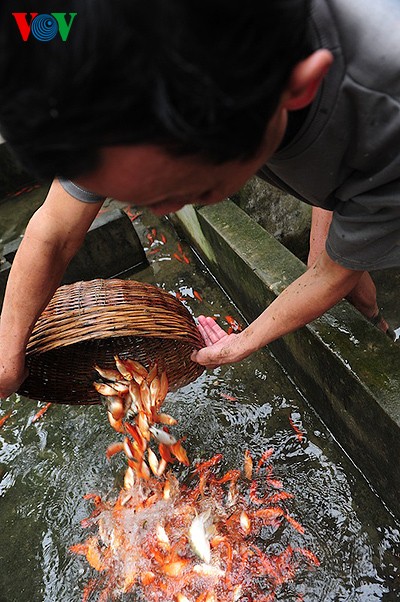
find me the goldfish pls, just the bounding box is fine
[77,358,319,602]
[32,402,52,423]
[149,426,177,446]
[94,365,121,382]
[93,382,120,397]
[289,416,305,442]
[189,510,213,564]
[0,411,12,429]
[240,511,252,535]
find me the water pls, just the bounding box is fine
[0,198,399,601]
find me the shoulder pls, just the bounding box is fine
[314,0,400,95]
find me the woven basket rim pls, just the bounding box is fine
[26,324,203,355]
[24,278,204,369]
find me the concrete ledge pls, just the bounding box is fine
[1,209,148,296]
[173,201,400,517]
[0,142,35,199]
[62,208,147,283]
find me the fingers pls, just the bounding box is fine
[197,315,227,345]
[192,315,242,369]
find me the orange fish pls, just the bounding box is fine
[244,450,253,480]
[105,442,125,460]
[32,402,52,423]
[254,507,285,522]
[0,412,12,429]
[267,477,283,489]
[173,253,185,263]
[170,440,190,466]
[220,392,238,401]
[193,290,202,301]
[194,453,223,474]
[256,448,274,472]
[285,514,305,534]
[225,315,243,331]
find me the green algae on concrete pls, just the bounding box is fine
[173,201,400,517]
[232,175,312,262]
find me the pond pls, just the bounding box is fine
[0,192,399,601]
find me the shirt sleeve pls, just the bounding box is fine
[58,177,107,203]
[326,184,400,270]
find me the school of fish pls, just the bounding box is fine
[71,357,319,602]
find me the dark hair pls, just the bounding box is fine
[0,0,310,180]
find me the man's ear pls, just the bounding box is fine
[282,49,334,111]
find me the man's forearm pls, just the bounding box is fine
[0,209,85,398]
[239,251,362,354]
[0,180,102,397]
[0,213,78,355]
[192,250,363,367]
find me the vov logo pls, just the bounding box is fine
[12,13,77,42]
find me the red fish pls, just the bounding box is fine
[220,392,238,401]
[296,547,320,566]
[289,417,305,442]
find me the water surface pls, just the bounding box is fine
[0,203,399,601]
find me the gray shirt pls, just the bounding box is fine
[259,0,400,270]
[58,176,106,204]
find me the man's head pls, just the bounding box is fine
[0,0,314,183]
[75,45,332,215]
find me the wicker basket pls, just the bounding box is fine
[18,279,205,404]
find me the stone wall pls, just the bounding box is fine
[232,175,312,263]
